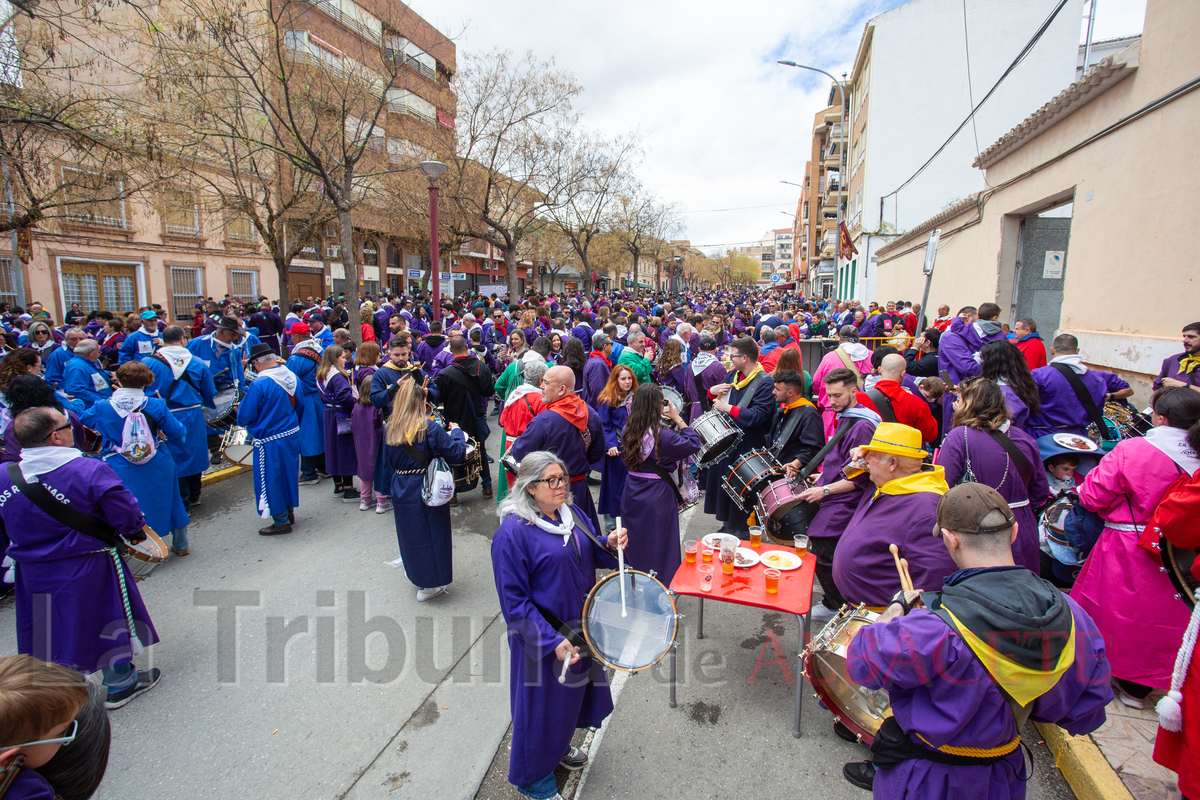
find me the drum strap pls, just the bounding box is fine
[636,459,685,506]
[693,372,711,414]
[798,419,853,483]
[531,599,589,653]
[865,388,896,424]
[981,428,1033,488]
[1048,363,1112,440]
[4,463,122,549]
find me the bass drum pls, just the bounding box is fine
[722,449,782,511]
[1161,536,1198,611]
[220,426,254,467]
[451,439,481,493]
[123,525,169,581]
[204,386,240,429]
[803,604,893,744]
[660,387,685,420]
[766,500,820,545]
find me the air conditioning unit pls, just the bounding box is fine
[325,245,341,259]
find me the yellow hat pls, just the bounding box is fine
[860,422,926,459]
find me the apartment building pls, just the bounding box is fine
[790,163,810,293]
[800,85,845,299]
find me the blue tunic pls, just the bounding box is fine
[491,506,616,786]
[595,401,628,516]
[119,328,159,364]
[61,355,112,409]
[42,344,74,389]
[146,352,218,478]
[382,421,466,587]
[237,374,301,517]
[285,349,325,458]
[186,334,246,393]
[80,396,189,537]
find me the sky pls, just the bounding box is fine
[409,0,1149,253]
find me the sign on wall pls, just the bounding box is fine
[1042,251,1065,279]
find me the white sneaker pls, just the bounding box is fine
[359,501,375,511]
[416,586,447,602]
[387,555,404,569]
[810,603,839,626]
[376,502,393,514]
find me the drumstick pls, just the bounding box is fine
[888,544,909,592]
[900,558,914,594]
[617,515,627,619]
[558,655,571,684]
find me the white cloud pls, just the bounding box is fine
[410,0,1147,250]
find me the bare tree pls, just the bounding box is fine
[610,185,681,291]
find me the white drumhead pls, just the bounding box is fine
[223,445,254,466]
[583,570,677,672]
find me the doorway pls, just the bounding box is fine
[1013,204,1072,350]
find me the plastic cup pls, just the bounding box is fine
[721,551,735,575]
[749,526,763,548]
[794,534,809,559]
[765,568,781,594]
[698,564,715,592]
[684,541,698,564]
[701,547,713,562]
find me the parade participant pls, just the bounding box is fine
[545,330,565,365]
[0,406,162,707]
[358,307,377,343]
[582,332,613,409]
[596,363,637,531]
[979,340,1040,430]
[705,338,777,535]
[511,365,605,535]
[415,320,449,377]
[689,337,727,421]
[1154,321,1200,392]
[60,339,112,409]
[304,313,335,349]
[80,361,190,555]
[616,330,652,386]
[187,315,248,457]
[249,302,284,356]
[484,308,509,352]
[938,304,1006,385]
[23,321,57,364]
[1013,318,1047,370]
[842,483,1113,795]
[238,343,301,535]
[785,368,879,621]
[42,328,86,390]
[381,312,406,348]
[351,342,389,513]
[118,311,163,365]
[147,326,216,510]
[656,339,697,415]
[759,326,800,373]
[316,345,358,503]
[867,353,938,443]
[369,332,432,414]
[1027,333,1132,438]
[938,378,1046,572]
[902,329,940,378]
[435,334,496,501]
[1071,386,1200,705]
[492,452,625,800]
[98,318,126,366]
[570,310,595,351]
[518,309,538,345]
[812,326,874,438]
[832,422,955,609]
[768,369,822,467]
[382,378,466,601]
[498,356,549,502]
[285,322,326,485]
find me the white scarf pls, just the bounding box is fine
[1049,353,1087,374]
[110,388,148,418]
[157,345,193,379]
[531,504,576,545]
[691,351,717,376]
[1144,424,1200,474]
[504,383,542,409]
[839,341,869,362]
[293,337,324,354]
[258,365,298,396]
[19,446,84,482]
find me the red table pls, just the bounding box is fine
[668,539,817,737]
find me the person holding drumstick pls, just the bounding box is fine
[492,452,627,800]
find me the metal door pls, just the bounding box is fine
[1014,215,1071,346]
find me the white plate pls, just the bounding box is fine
[759,550,803,571]
[734,547,760,568]
[701,533,737,550]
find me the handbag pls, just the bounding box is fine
[336,416,353,436]
[401,442,455,507]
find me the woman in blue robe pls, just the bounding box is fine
[492,451,625,800]
[380,378,466,601]
[79,361,190,553]
[594,363,636,531]
[316,345,357,502]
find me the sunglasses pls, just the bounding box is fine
[1,718,78,750]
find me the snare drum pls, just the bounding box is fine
[204,387,240,429]
[722,449,782,511]
[451,439,481,492]
[660,387,685,419]
[580,568,679,674]
[803,604,893,744]
[123,526,168,581]
[693,410,742,467]
[755,476,804,522]
[220,426,254,467]
[500,451,520,476]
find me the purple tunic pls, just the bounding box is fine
[621,427,702,585]
[0,456,158,674]
[491,506,616,786]
[595,401,629,517]
[570,324,594,352]
[317,371,357,475]
[848,593,1112,800]
[938,321,1007,429]
[998,384,1030,429]
[937,426,1048,572]
[1154,352,1200,390]
[1027,365,1129,437]
[351,366,383,483]
[582,356,611,409]
[511,407,606,535]
[806,417,875,539]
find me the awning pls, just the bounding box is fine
[773,282,796,290]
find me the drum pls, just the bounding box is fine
[123,525,168,581]
[220,426,254,467]
[580,569,679,673]
[79,427,104,457]
[766,500,820,545]
[756,476,804,522]
[722,449,782,511]
[204,386,240,429]
[661,387,685,418]
[803,604,893,744]
[693,410,742,468]
[500,451,520,476]
[428,405,448,430]
[451,439,481,492]
[1160,535,1198,610]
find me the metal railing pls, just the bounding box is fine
[305,0,381,44]
[165,222,200,236]
[65,211,128,229]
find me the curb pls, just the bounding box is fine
[1035,722,1134,800]
[200,465,249,487]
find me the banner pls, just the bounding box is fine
[15,227,31,265]
[838,222,858,259]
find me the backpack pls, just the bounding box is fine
[118,402,157,464]
[399,442,456,507]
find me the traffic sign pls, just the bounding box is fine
[770,272,782,284]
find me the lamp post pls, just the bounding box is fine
[778,61,847,297]
[418,161,448,304]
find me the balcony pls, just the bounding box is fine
[305,0,381,45]
[66,211,128,229]
[164,222,200,236]
[386,48,437,82]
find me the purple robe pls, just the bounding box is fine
[938,321,1007,429]
[1154,351,1200,390]
[1027,364,1129,437]
[0,455,158,674]
[317,371,357,475]
[570,324,594,351]
[414,335,447,376]
[689,358,727,421]
[511,406,605,535]
[937,426,1048,571]
[999,384,1030,429]
[491,506,616,786]
[806,417,876,539]
[582,355,611,409]
[595,401,629,517]
[848,591,1112,800]
[621,427,702,585]
[351,367,383,483]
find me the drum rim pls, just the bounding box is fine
[803,605,889,745]
[1161,537,1198,610]
[580,568,678,673]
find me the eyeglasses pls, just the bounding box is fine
[533,475,567,489]
[1,719,78,750]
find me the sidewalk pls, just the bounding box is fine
[1086,697,1181,800]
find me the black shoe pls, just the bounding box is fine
[490,407,500,417]
[559,745,588,771]
[209,451,221,466]
[105,668,162,709]
[842,761,876,791]
[834,721,859,743]
[259,523,293,536]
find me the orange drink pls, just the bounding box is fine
[749,526,763,548]
[721,553,735,575]
[685,544,697,564]
[765,569,781,594]
[794,535,809,559]
[701,547,713,562]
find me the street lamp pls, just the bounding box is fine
[418,160,447,304]
[778,61,847,297]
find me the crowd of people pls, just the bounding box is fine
[0,288,1197,800]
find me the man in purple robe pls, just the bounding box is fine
[842,483,1112,796]
[581,332,613,409]
[0,406,162,709]
[938,303,1007,429]
[569,311,594,352]
[1026,333,1132,437]
[1153,321,1200,391]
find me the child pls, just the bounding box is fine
[0,655,89,798]
[1045,452,1080,498]
[918,376,947,448]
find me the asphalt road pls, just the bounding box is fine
[0,422,1078,800]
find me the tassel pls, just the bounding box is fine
[1156,690,1184,733]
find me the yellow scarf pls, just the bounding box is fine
[1179,355,1200,375]
[732,364,764,390]
[874,466,949,499]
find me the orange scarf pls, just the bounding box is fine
[548,393,590,433]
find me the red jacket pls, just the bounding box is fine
[760,340,801,373]
[1016,336,1048,370]
[869,379,938,443]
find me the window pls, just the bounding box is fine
[230,269,257,300]
[170,266,203,320]
[164,189,200,236]
[0,257,21,307]
[62,167,127,229]
[386,88,435,120]
[227,211,255,242]
[362,240,378,266]
[60,260,137,314]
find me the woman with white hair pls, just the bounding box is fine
[491,451,627,800]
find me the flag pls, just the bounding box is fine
[838,222,858,259]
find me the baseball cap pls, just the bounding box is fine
[699,337,717,352]
[934,483,1015,536]
[289,321,311,335]
[140,310,158,320]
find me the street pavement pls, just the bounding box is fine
[0,422,1076,800]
